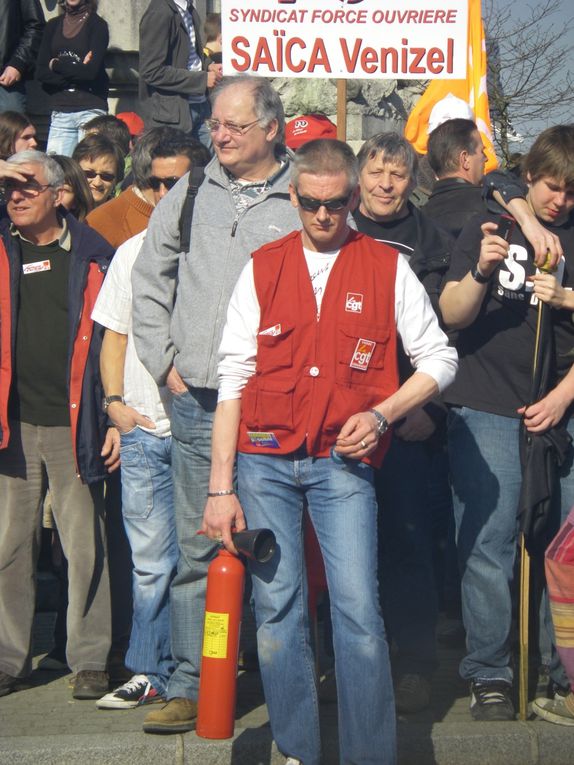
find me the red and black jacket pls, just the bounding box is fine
[0,211,113,483]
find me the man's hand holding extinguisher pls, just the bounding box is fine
[202,399,246,555]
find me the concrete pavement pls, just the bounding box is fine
[0,598,571,764]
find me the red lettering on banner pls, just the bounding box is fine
[339,37,455,76]
[231,37,251,71]
[307,39,331,73]
[340,38,361,72]
[285,38,306,73]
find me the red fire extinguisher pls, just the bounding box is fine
[196,547,245,739]
[196,528,276,740]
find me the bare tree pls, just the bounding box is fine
[484,0,574,164]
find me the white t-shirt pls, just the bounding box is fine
[92,230,172,437]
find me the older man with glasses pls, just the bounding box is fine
[0,150,116,701]
[131,75,301,734]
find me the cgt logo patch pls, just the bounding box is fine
[345,292,363,313]
[350,338,376,371]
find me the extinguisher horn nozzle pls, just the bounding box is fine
[232,528,276,563]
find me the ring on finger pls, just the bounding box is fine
[361,439,367,449]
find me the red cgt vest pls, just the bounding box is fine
[238,230,400,468]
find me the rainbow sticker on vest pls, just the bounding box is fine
[345,292,363,313]
[247,431,281,448]
[350,339,376,371]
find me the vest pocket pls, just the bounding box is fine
[336,323,390,388]
[256,324,294,372]
[242,377,295,430]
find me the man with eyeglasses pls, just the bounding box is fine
[131,75,301,734]
[0,150,117,701]
[201,138,457,765]
[88,131,210,711]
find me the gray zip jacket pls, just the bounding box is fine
[131,150,300,390]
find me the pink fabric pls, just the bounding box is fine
[545,507,574,691]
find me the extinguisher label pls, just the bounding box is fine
[202,611,229,659]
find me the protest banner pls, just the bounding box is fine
[222,0,469,80]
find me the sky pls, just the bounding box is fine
[491,0,574,145]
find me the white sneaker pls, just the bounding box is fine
[95,674,163,709]
[285,759,302,765]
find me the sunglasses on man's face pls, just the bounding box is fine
[84,169,116,183]
[295,191,352,212]
[148,176,180,191]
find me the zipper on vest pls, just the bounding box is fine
[231,217,238,237]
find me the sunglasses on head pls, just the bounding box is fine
[83,169,116,183]
[295,191,352,212]
[148,176,180,191]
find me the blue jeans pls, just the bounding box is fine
[119,428,177,695]
[448,406,574,685]
[376,435,438,677]
[238,452,396,765]
[166,388,219,700]
[0,83,26,113]
[189,99,213,153]
[46,108,106,156]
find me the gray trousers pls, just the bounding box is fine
[0,422,111,677]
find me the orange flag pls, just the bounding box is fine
[404,0,497,171]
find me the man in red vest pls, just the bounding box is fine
[202,139,458,765]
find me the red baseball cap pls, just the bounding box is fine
[116,111,145,138]
[285,114,338,150]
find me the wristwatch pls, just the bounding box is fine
[102,395,124,412]
[369,408,389,438]
[470,263,491,284]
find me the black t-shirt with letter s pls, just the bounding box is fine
[443,211,574,418]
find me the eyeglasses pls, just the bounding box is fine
[83,169,116,183]
[2,181,53,198]
[296,192,352,212]
[149,176,180,191]
[205,118,261,136]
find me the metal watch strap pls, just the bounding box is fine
[368,408,389,437]
[470,263,490,284]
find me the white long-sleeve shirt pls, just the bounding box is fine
[217,248,458,402]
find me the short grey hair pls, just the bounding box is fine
[211,76,285,145]
[291,139,358,192]
[8,149,65,188]
[357,132,418,185]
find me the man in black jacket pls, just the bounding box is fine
[0,151,116,701]
[424,118,487,240]
[0,0,45,112]
[353,132,453,714]
[139,0,222,148]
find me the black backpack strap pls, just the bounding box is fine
[179,165,205,252]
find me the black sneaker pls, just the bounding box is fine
[96,674,162,709]
[470,680,515,721]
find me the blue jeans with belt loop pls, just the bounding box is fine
[119,427,177,695]
[238,450,396,765]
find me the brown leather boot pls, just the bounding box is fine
[142,697,198,734]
